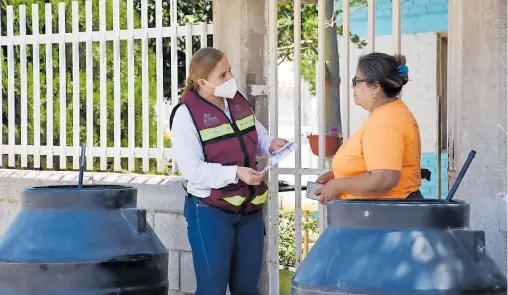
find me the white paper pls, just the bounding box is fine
[270,141,294,156]
[262,142,296,173]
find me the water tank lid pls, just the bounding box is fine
[327,199,470,229]
[22,185,137,210]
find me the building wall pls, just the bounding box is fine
[447,0,507,274]
[349,0,448,37]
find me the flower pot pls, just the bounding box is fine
[279,268,295,295]
[307,134,342,158]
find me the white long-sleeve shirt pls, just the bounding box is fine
[171,97,273,198]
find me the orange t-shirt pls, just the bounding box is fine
[331,99,421,199]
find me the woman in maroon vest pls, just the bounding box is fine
[170,47,288,295]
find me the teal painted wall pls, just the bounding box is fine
[348,0,448,37]
[420,153,448,199]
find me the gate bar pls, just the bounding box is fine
[268,0,279,292]
[317,0,325,168]
[392,0,401,54]
[343,0,351,141]
[317,0,327,236]
[368,0,375,52]
[294,0,303,267]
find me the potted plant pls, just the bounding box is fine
[306,126,342,158]
[307,134,342,157]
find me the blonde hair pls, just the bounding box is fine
[181,48,225,98]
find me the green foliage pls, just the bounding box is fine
[279,210,319,270]
[0,0,212,174]
[277,1,367,95]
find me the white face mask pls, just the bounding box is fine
[203,78,238,99]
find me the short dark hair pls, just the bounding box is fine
[357,53,409,98]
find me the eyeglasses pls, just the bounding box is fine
[352,77,373,87]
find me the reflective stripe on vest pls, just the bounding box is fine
[236,114,255,131]
[251,190,268,205]
[200,123,235,142]
[224,190,268,207]
[224,195,246,206]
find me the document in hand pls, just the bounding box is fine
[261,142,296,173]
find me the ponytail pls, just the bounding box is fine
[181,77,195,100]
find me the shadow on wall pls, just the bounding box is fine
[420,153,448,199]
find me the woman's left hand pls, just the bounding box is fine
[316,181,342,205]
[269,138,288,154]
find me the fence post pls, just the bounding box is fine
[72,1,80,170]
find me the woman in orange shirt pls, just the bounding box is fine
[316,53,422,204]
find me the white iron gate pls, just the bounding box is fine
[266,0,403,293]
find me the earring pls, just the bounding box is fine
[373,93,377,98]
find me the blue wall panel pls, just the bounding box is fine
[347,0,448,37]
[420,152,448,199]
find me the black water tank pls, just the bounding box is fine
[292,199,507,295]
[0,185,168,295]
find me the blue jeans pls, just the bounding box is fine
[184,197,265,295]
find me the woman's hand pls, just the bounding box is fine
[315,180,342,205]
[316,170,334,184]
[269,138,288,154]
[236,167,265,185]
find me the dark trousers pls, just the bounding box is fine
[406,190,424,199]
[184,197,265,295]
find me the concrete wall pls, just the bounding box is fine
[0,169,194,295]
[447,0,507,274]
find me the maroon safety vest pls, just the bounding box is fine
[170,91,269,214]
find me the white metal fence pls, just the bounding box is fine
[0,0,212,173]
